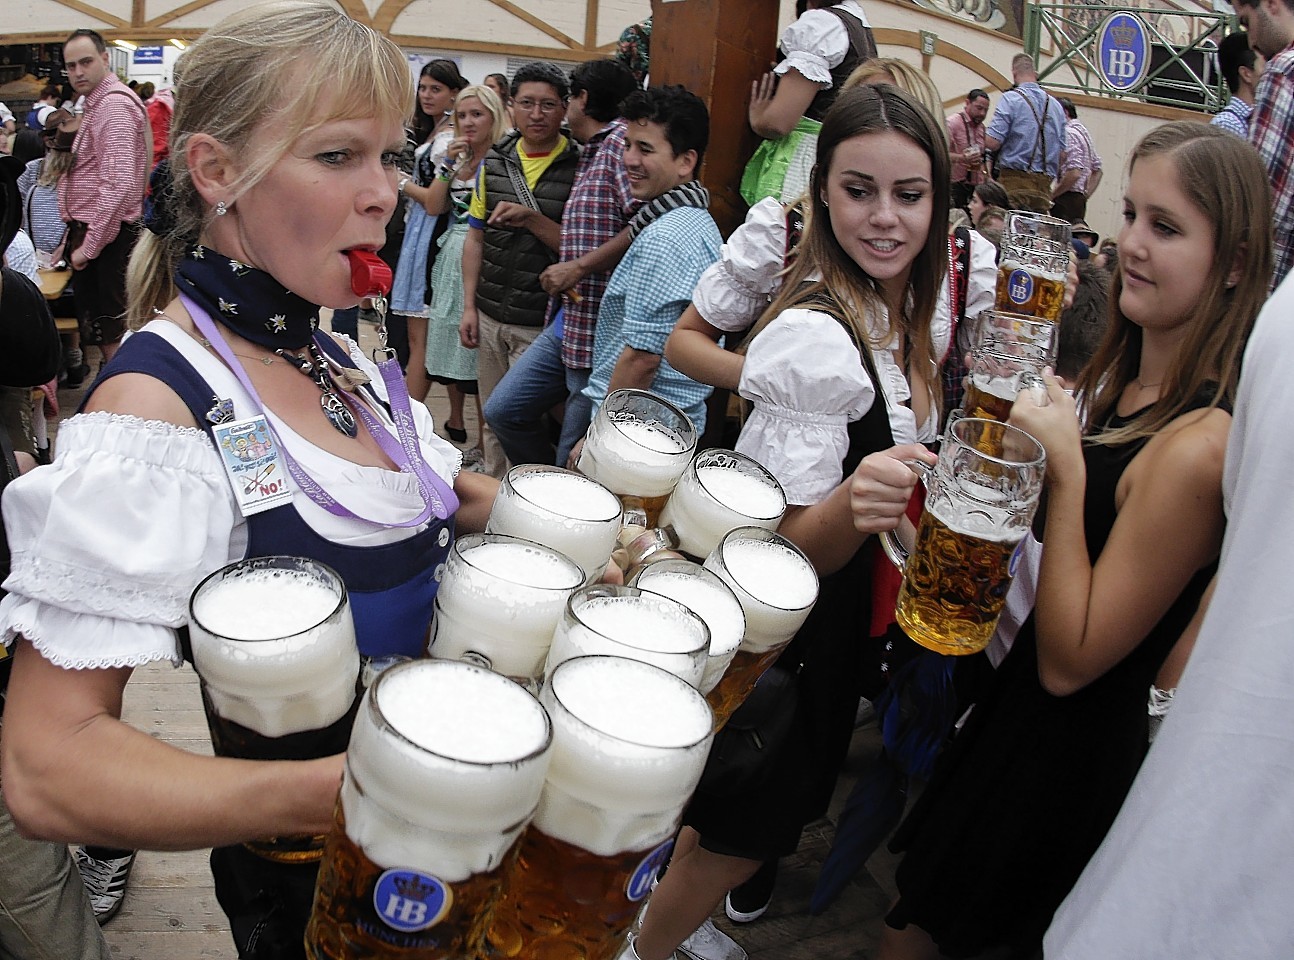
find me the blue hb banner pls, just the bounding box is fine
[1096,12,1151,93]
[133,46,164,64]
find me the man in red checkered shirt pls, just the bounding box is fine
[59,29,148,366]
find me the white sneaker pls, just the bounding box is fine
[75,848,136,924]
[677,918,747,960]
[617,932,678,960]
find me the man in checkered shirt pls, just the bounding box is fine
[1236,0,1294,288]
[58,29,148,366]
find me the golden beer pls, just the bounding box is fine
[704,644,790,728]
[619,492,672,530]
[994,263,1065,323]
[306,804,514,958]
[895,507,1021,656]
[483,829,673,960]
[961,379,1015,424]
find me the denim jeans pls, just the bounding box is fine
[329,306,359,341]
[483,324,592,469]
[0,781,110,959]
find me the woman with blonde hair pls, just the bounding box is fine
[422,83,507,461]
[0,3,496,956]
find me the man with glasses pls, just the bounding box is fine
[460,61,580,477]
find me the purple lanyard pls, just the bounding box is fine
[182,293,459,525]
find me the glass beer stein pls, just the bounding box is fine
[701,527,819,726]
[994,211,1072,323]
[428,533,585,685]
[483,655,714,960]
[544,584,710,689]
[487,464,624,584]
[305,660,554,959]
[960,338,1050,425]
[658,449,787,561]
[630,559,747,695]
[189,555,360,862]
[576,389,697,527]
[881,418,1046,656]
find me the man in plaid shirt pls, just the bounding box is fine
[58,29,148,366]
[1237,0,1294,289]
[484,59,640,467]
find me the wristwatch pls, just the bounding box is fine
[397,176,411,195]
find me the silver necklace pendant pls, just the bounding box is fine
[321,392,358,437]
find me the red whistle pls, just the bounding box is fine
[346,249,393,298]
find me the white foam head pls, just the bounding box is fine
[342,660,553,881]
[631,561,746,694]
[429,535,584,680]
[578,416,694,497]
[545,587,708,688]
[487,468,623,581]
[189,560,358,736]
[704,529,818,653]
[660,452,786,558]
[535,656,713,856]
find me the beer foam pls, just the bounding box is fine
[193,569,339,641]
[487,473,622,581]
[632,566,745,694]
[696,465,785,520]
[927,495,1025,544]
[343,661,553,879]
[429,537,583,679]
[546,593,709,688]
[535,657,713,855]
[706,536,818,653]
[189,567,359,736]
[578,417,692,497]
[661,463,785,558]
[509,469,623,522]
[460,539,583,590]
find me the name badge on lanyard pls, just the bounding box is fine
[212,414,294,516]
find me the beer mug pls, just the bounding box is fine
[576,389,697,527]
[977,309,1058,360]
[701,527,819,726]
[487,464,624,583]
[189,555,359,862]
[483,655,714,960]
[630,559,746,696]
[544,584,710,689]
[881,418,1046,656]
[428,533,585,684]
[658,449,787,561]
[305,659,553,960]
[961,338,1050,424]
[994,211,1071,322]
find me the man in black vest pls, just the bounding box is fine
[460,61,580,478]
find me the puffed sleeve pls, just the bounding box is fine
[735,309,875,505]
[775,7,852,86]
[692,198,788,333]
[0,413,240,669]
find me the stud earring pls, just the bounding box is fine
[215,200,228,217]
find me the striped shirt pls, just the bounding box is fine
[57,76,147,261]
[1059,119,1102,194]
[1251,45,1294,289]
[1211,97,1253,138]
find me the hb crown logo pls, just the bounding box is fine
[374,869,452,933]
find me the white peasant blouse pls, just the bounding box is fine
[776,0,872,87]
[0,318,462,670]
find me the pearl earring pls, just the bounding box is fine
[215,200,228,217]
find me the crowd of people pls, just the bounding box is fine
[2,0,1294,958]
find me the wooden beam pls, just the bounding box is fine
[389,32,589,60]
[146,0,220,28]
[48,0,127,28]
[584,0,599,51]
[480,0,580,49]
[132,0,144,27]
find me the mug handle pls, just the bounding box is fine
[878,460,934,572]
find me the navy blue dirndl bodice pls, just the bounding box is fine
[87,329,453,661]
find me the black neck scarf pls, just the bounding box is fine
[175,245,320,350]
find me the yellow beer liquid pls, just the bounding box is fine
[961,380,1015,424]
[484,830,657,960]
[994,265,1065,323]
[704,644,791,729]
[618,493,671,530]
[895,509,1018,656]
[306,804,515,959]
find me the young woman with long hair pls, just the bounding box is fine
[878,121,1272,960]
